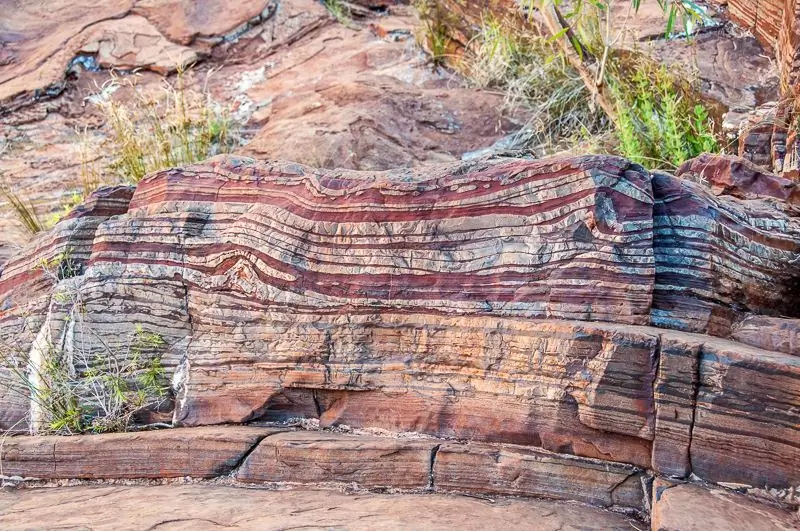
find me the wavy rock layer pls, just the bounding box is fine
[1,154,799,495]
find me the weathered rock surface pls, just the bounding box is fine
[0,426,273,480]
[689,336,800,488]
[0,185,134,429]
[731,314,800,356]
[0,0,522,263]
[649,170,800,335]
[676,153,800,204]
[0,0,269,102]
[651,478,800,531]
[1,154,799,495]
[433,441,645,510]
[236,431,438,489]
[0,484,642,530]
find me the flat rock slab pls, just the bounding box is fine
[651,479,799,531]
[0,484,641,530]
[0,426,277,479]
[433,441,645,511]
[236,431,438,489]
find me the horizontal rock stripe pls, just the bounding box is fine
[432,441,645,510]
[235,431,438,489]
[0,427,647,512]
[0,426,273,479]
[0,155,799,491]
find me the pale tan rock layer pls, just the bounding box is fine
[1,155,799,493]
[0,484,643,531]
[651,478,800,531]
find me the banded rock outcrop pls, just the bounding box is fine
[1,154,799,495]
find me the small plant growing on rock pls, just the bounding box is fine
[609,58,719,169]
[323,0,352,25]
[1,323,170,435]
[87,66,236,183]
[414,0,455,67]
[0,256,171,435]
[460,14,609,154]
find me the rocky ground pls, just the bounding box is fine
[0,484,642,530]
[0,0,526,263]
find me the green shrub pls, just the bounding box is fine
[609,60,719,169]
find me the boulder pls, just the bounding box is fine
[731,314,800,356]
[676,153,800,205]
[650,171,800,335]
[433,441,646,511]
[689,336,800,488]
[0,0,269,102]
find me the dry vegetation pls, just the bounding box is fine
[1,67,237,237]
[415,0,722,168]
[87,68,236,184]
[0,250,170,435]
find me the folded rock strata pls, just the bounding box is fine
[0,154,799,498]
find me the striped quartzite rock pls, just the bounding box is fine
[1,154,799,492]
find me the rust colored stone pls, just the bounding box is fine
[652,478,799,531]
[676,153,800,204]
[0,426,274,479]
[433,441,646,511]
[236,431,437,489]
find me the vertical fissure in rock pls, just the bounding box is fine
[312,390,323,418]
[427,444,441,491]
[685,342,704,477]
[227,432,279,477]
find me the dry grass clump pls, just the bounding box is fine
[89,67,236,184]
[414,1,722,166]
[0,184,44,236]
[413,0,457,66]
[461,15,610,154]
[1,67,237,237]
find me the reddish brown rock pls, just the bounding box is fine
[651,333,701,478]
[0,1,524,263]
[651,478,800,531]
[676,153,800,204]
[650,171,800,335]
[1,154,800,491]
[724,0,800,93]
[690,336,800,488]
[778,0,800,91]
[0,426,274,479]
[433,441,646,511]
[0,0,269,102]
[731,314,800,356]
[236,431,437,489]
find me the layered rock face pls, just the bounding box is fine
[1,154,799,501]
